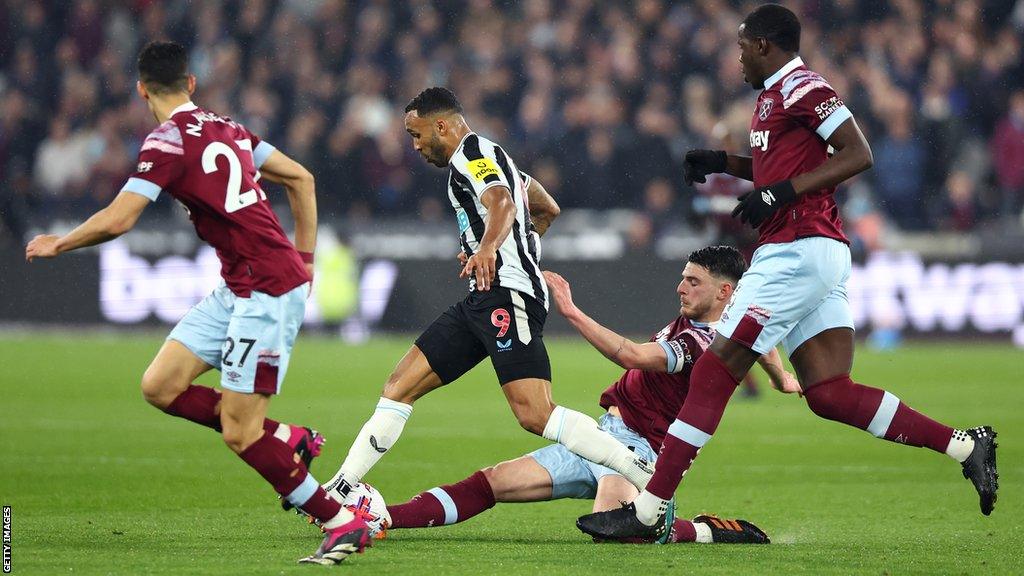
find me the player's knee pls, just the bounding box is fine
[480,466,501,491]
[803,374,852,420]
[140,368,177,410]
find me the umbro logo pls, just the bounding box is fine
[761,189,776,205]
[369,435,388,453]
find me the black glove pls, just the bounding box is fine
[731,180,797,228]
[683,149,728,186]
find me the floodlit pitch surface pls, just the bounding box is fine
[1,335,1019,575]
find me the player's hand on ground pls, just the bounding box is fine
[25,234,61,262]
[731,180,797,228]
[771,370,803,396]
[542,271,578,317]
[683,149,728,186]
[461,246,497,290]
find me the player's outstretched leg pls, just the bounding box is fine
[502,379,655,491]
[802,375,999,515]
[577,349,740,540]
[218,390,369,564]
[143,341,325,465]
[387,470,496,529]
[324,346,441,500]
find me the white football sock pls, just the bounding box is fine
[321,506,355,530]
[542,406,654,491]
[945,429,975,462]
[693,521,713,543]
[633,490,669,526]
[324,397,412,492]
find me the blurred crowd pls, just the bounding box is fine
[2,0,1024,249]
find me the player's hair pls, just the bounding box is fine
[137,41,190,95]
[687,246,747,284]
[742,4,801,53]
[405,87,463,116]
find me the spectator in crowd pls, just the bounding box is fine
[0,0,1022,241]
[873,94,927,230]
[991,90,1024,220]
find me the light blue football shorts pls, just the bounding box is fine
[167,281,309,395]
[717,236,854,356]
[530,413,657,500]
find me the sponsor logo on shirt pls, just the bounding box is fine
[750,130,770,152]
[467,158,500,181]
[137,161,153,173]
[456,209,470,233]
[815,96,844,120]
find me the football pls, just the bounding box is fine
[342,482,391,538]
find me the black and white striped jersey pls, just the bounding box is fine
[447,132,547,308]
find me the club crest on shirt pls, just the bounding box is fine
[758,98,774,121]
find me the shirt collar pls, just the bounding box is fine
[762,56,804,90]
[169,101,198,117]
[448,131,475,166]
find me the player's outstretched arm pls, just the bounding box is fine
[460,186,515,291]
[25,191,149,261]
[757,348,802,395]
[542,270,669,372]
[258,150,317,255]
[683,150,753,184]
[525,176,560,236]
[725,155,754,181]
[789,118,873,195]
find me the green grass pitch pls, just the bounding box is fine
[0,334,1020,575]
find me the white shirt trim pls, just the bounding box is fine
[169,101,198,117]
[763,56,805,90]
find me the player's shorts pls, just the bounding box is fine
[167,281,309,395]
[529,412,656,500]
[415,287,550,385]
[717,236,854,355]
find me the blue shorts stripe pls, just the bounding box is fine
[122,177,162,201]
[658,341,677,373]
[816,106,852,140]
[867,391,900,438]
[427,487,458,525]
[253,141,277,168]
[667,419,712,447]
[285,474,319,508]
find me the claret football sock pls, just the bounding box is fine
[638,351,739,523]
[238,431,348,525]
[325,397,413,492]
[387,470,495,528]
[164,385,293,439]
[803,374,962,457]
[165,385,223,430]
[670,519,703,543]
[542,405,654,490]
